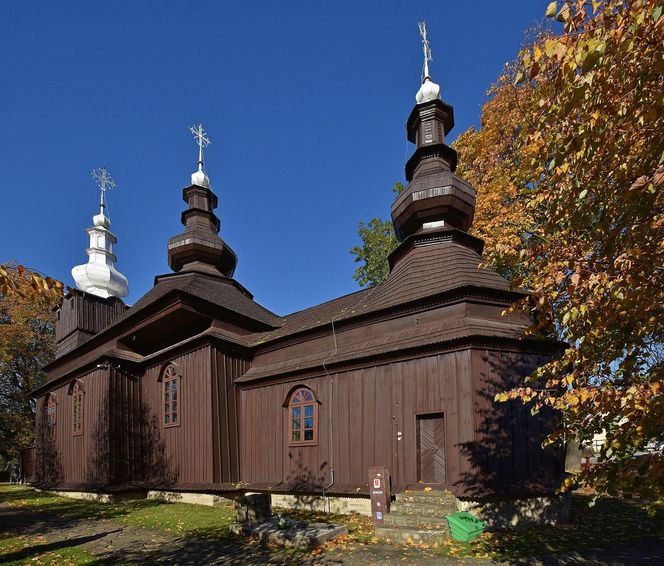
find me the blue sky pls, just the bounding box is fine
[0,1,548,315]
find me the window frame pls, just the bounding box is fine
[72,382,84,436]
[287,387,318,447]
[161,364,181,428]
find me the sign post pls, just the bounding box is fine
[368,466,390,525]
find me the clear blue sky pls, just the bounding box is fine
[0,1,548,315]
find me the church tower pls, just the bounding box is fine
[56,168,129,358]
[71,168,129,298]
[167,124,238,277]
[391,22,476,241]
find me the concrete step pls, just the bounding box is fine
[375,525,449,546]
[389,502,456,517]
[382,513,449,529]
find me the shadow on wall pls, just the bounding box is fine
[85,399,110,487]
[284,451,329,509]
[36,405,63,487]
[453,352,566,528]
[89,397,181,489]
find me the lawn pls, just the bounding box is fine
[0,484,238,538]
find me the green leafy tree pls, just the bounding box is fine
[350,183,403,287]
[0,264,61,465]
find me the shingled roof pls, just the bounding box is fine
[249,230,520,346]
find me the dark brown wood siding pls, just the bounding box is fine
[211,348,249,484]
[35,368,110,487]
[109,367,143,485]
[239,348,563,496]
[140,346,214,487]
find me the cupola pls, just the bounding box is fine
[167,124,238,277]
[71,168,129,299]
[391,22,476,241]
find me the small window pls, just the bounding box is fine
[47,394,56,433]
[162,365,181,428]
[288,388,318,446]
[72,383,83,436]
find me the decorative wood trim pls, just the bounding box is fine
[287,387,318,447]
[161,364,182,428]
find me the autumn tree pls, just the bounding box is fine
[470,0,663,507]
[0,264,62,465]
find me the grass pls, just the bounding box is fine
[2,485,662,563]
[439,494,664,560]
[0,534,100,566]
[0,484,237,538]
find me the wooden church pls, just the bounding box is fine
[33,32,565,523]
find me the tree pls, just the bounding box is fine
[472,0,663,508]
[0,264,62,465]
[350,182,403,287]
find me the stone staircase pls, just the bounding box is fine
[375,490,456,545]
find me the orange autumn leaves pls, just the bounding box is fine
[455,0,663,507]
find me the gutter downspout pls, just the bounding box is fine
[320,282,384,512]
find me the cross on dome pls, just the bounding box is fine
[418,21,433,81]
[415,21,441,104]
[91,167,116,215]
[189,123,212,187]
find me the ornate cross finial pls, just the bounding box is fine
[418,21,433,82]
[91,167,116,212]
[190,123,211,172]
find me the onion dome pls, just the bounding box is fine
[71,168,129,299]
[167,124,238,277]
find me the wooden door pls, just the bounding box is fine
[417,413,446,484]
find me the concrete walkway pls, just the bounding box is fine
[1,503,663,565]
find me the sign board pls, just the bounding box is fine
[368,466,390,525]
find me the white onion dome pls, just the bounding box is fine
[416,76,441,104]
[191,167,210,188]
[93,212,111,228]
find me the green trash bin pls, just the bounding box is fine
[446,511,486,542]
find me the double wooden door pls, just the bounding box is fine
[417,413,446,484]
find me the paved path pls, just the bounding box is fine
[1,503,663,565]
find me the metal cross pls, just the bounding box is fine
[190,123,211,169]
[91,167,116,211]
[418,21,433,80]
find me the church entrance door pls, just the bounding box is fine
[416,413,446,484]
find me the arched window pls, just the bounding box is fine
[71,381,84,436]
[161,364,181,428]
[46,393,57,432]
[288,387,318,446]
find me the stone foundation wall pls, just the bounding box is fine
[146,490,233,507]
[271,494,372,517]
[44,490,143,504]
[455,493,572,530]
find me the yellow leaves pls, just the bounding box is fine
[564,375,575,386]
[546,1,558,18]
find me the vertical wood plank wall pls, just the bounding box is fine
[239,348,563,495]
[140,346,214,486]
[211,349,249,484]
[109,367,142,485]
[35,368,110,486]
